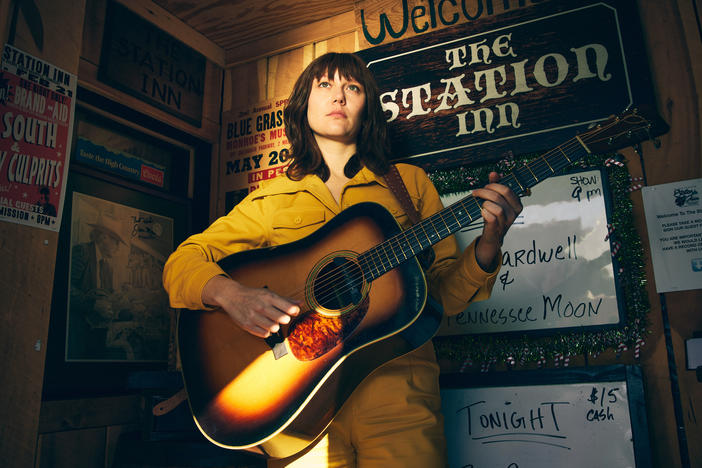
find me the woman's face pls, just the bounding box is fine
[306,70,366,146]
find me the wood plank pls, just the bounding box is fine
[0,226,59,468]
[38,396,142,434]
[637,1,701,186]
[115,0,226,66]
[1,0,13,45]
[10,0,86,72]
[1,2,86,467]
[155,0,354,54]
[631,1,701,465]
[675,0,702,152]
[202,60,224,126]
[226,11,357,67]
[316,31,359,55]
[225,60,268,112]
[80,0,106,66]
[105,424,141,468]
[270,47,307,101]
[37,428,106,468]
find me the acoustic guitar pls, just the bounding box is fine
[177,108,660,458]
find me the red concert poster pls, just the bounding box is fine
[0,43,77,231]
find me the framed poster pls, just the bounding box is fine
[44,170,188,397]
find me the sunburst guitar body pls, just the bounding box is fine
[177,202,438,458]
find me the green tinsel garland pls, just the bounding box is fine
[427,152,650,370]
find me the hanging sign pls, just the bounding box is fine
[99,1,205,127]
[0,43,77,231]
[357,0,664,169]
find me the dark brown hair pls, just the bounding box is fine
[283,52,391,180]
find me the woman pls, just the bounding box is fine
[163,52,521,467]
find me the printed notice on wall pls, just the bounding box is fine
[0,43,76,231]
[220,97,290,213]
[642,178,702,293]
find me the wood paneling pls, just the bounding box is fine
[153,0,355,57]
[38,396,142,433]
[37,427,106,468]
[226,11,357,67]
[0,3,86,467]
[0,226,59,468]
[0,0,12,46]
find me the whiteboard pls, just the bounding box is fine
[437,169,621,336]
[440,366,650,468]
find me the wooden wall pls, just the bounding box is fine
[0,1,86,467]
[0,0,700,467]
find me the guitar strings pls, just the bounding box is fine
[303,124,616,306]
[275,116,647,308]
[284,128,605,307]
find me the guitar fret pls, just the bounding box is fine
[508,172,526,195]
[449,209,462,229]
[558,145,573,163]
[405,232,417,255]
[439,212,450,232]
[525,163,539,183]
[411,225,425,251]
[390,240,401,265]
[541,155,555,173]
[457,201,473,224]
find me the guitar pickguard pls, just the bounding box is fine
[287,295,369,361]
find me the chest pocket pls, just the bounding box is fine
[271,208,326,244]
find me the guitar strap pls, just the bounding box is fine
[383,164,436,270]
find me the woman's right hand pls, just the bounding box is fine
[202,275,300,338]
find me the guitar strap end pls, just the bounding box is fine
[152,387,188,416]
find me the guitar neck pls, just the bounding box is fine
[359,135,592,281]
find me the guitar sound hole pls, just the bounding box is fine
[313,256,364,312]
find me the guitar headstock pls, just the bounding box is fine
[580,107,668,154]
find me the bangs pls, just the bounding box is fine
[308,53,369,85]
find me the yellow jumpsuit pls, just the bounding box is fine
[163,163,499,467]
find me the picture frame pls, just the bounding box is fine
[43,170,188,398]
[436,167,624,338]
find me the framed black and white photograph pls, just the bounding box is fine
[44,170,188,397]
[65,190,174,362]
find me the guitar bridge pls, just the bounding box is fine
[265,330,288,359]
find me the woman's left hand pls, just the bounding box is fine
[470,171,523,271]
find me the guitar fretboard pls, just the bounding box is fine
[357,137,593,281]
